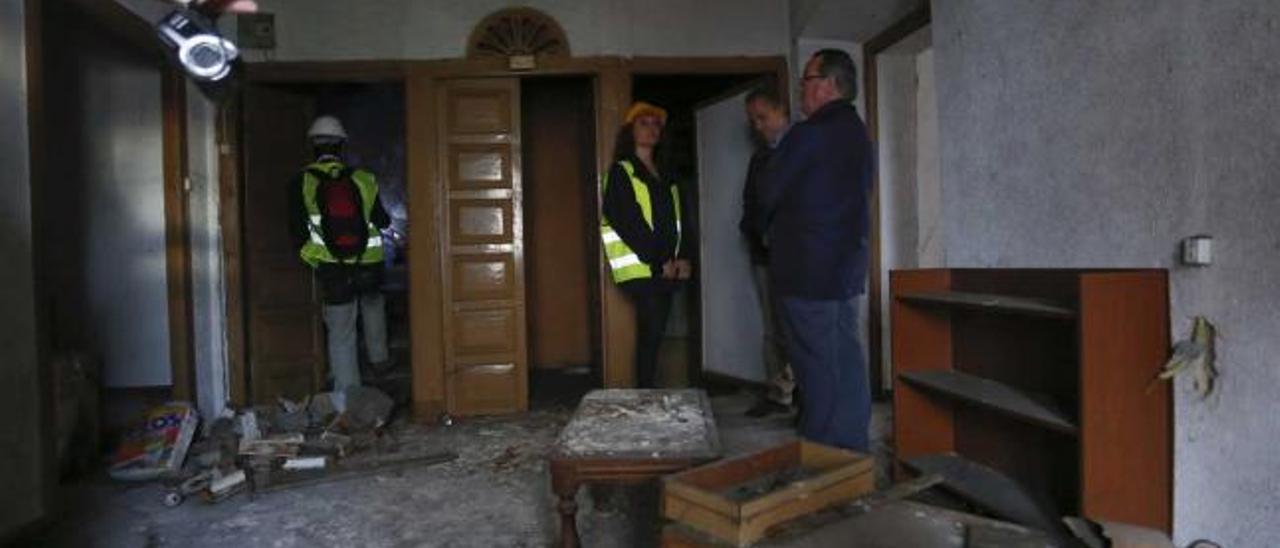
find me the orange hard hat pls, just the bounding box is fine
[625,101,668,126]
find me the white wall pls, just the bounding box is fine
[75,36,172,388]
[243,0,791,61]
[875,52,917,390]
[934,1,1280,544]
[914,47,942,267]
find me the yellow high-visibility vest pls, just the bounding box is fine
[299,161,385,267]
[600,160,682,283]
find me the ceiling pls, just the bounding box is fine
[792,0,926,43]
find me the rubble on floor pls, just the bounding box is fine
[108,385,431,509]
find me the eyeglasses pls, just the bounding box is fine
[800,74,827,86]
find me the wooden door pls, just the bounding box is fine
[242,85,326,402]
[522,78,597,370]
[438,78,528,415]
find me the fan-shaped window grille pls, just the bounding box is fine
[467,8,570,59]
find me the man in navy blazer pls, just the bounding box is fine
[757,49,874,451]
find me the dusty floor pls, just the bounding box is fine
[35,391,893,548]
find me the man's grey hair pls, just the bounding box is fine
[744,85,785,110]
[813,49,858,101]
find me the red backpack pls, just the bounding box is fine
[310,168,369,263]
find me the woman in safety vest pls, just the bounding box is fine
[600,101,691,388]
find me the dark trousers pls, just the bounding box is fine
[621,279,674,389]
[777,296,870,451]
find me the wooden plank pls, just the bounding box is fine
[897,291,1076,319]
[1079,271,1171,532]
[890,270,955,473]
[902,453,1065,536]
[739,455,873,518]
[898,370,1077,434]
[664,440,875,547]
[668,441,798,491]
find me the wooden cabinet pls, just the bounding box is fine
[891,269,1171,533]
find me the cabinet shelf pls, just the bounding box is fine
[897,291,1075,319]
[898,370,1077,435]
[902,453,1066,537]
[891,269,1172,532]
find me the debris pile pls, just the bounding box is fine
[110,386,435,508]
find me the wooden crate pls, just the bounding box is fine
[662,440,875,547]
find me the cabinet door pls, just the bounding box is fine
[438,79,528,415]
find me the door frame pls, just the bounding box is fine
[220,65,409,406]
[47,0,197,400]
[223,55,788,419]
[862,5,932,399]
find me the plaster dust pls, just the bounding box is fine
[36,395,890,547]
[555,390,713,457]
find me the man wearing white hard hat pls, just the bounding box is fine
[290,115,393,392]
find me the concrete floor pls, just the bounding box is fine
[35,392,894,548]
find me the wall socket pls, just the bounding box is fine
[237,13,276,50]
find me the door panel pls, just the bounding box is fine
[452,307,520,355]
[696,88,766,382]
[452,255,516,302]
[451,200,514,243]
[439,79,527,415]
[243,85,326,403]
[450,364,519,415]
[451,145,512,189]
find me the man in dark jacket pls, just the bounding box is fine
[741,86,795,417]
[757,49,874,451]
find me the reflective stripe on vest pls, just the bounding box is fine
[299,162,385,267]
[600,160,682,284]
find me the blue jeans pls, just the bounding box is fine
[777,296,870,451]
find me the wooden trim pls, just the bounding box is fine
[596,60,632,388]
[23,0,58,536]
[407,69,446,420]
[162,69,196,401]
[627,56,787,77]
[246,61,408,82]
[865,5,933,56]
[862,4,932,398]
[218,93,249,405]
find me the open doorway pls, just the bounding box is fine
[239,81,410,404]
[630,73,764,388]
[520,76,601,407]
[872,24,939,394]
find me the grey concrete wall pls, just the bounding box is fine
[0,0,48,536]
[933,1,1280,544]
[236,0,790,61]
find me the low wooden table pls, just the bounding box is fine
[550,389,722,548]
